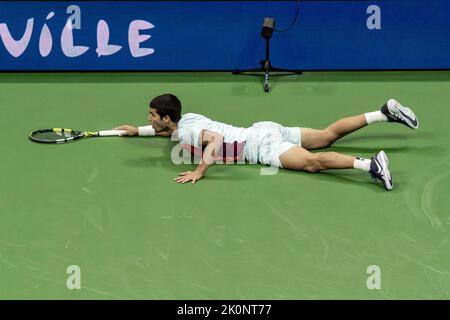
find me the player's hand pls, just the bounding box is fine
[113,125,138,136]
[174,170,203,184]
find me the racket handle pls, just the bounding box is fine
[97,130,127,136]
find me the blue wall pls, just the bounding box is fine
[0,1,449,71]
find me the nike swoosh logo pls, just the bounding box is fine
[375,160,382,174]
[398,108,418,126]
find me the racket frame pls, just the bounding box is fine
[29,128,99,144]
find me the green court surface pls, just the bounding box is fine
[0,71,449,299]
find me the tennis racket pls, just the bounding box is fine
[29,128,127,144]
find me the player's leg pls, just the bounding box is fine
[300,99,419,150]
[279,146,354,171]
[301,114,367,149]
[278,146,393,190]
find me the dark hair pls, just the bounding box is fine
[150,94,182,123]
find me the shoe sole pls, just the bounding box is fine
[378,150,393,191]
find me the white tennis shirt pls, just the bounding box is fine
[177,113,249,161]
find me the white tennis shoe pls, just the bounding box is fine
[381,99,419,130]
[369,150,393,191]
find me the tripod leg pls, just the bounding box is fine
[264,60,270,92]
[233,67,265,75]
[264,74,270,92]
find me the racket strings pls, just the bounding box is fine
[29,128,82,143]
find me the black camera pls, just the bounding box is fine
[261,18,275,39]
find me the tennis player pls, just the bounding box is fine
[114,94,419,190]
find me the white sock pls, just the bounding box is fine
[353,157,371,172]
[365,111,388,124]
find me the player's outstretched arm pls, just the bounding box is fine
[174,130,224,184]
[113,124,169,137]
[113,125,139,136]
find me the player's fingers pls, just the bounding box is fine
[183,175,193,183]
[179,172,189,176]
[113,127,128,136]
[179,176,191,183]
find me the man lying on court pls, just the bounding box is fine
[114,94,419,190]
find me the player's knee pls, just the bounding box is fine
[303,157,322,173]
[322,129,338,147]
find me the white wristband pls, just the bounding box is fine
[138,125,156,136]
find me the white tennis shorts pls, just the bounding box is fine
[244,121,302,168]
